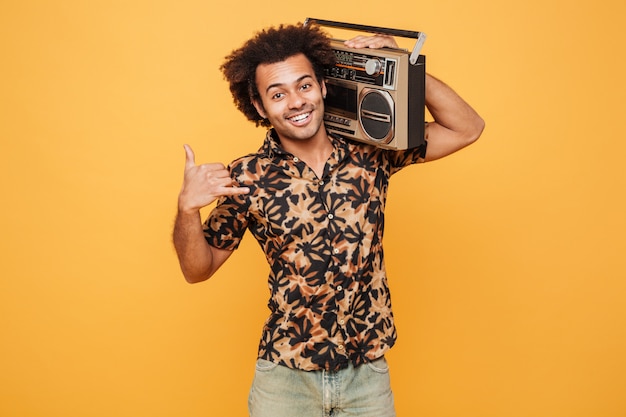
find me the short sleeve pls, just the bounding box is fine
[386,141,428,176]
[202,193,250,251]
[202,159,252,251]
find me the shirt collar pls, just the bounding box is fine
[260,128,352,163]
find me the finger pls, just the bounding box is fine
[345,35,397,49]
[202,162,228,172]
[343,35,368,48]
[345,35,379,46]
[205,172,235,187]
[183,144,196,169]
[221,178,250,193]
[220,185,250,196]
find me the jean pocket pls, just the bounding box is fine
[255,358,279,372]
[366,356,390,374]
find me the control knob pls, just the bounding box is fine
[365,58,382,76]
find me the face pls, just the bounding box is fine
[253,53,327,145]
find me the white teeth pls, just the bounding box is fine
[289,113,310,122]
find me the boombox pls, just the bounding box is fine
[305,18,427,150]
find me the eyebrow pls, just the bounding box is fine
[265,74,314,94]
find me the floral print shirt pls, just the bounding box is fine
[204,129,426,371]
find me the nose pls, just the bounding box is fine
[287,91,305,109]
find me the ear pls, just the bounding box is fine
[252,99,267,119]
[321,80,327,99]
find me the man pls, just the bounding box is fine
[173,23,484,417]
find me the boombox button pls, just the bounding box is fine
[325,114,351,126]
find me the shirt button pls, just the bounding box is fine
[333,248,339,254]
[319,180,325,185]
[338,344,344,351]
[327,214,334,219]
[339,319,345,325]
[293,157,299,162]
[337,285,343,291]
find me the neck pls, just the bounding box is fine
[279,130,333,178]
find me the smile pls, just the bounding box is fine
[288,112,311,123]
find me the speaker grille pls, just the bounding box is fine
[359,89,394,142]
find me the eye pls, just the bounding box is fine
[271,92,285,100]
[300,83,313,91]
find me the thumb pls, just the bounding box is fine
[183,144,195,169]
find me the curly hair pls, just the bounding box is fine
[220,23,337,127]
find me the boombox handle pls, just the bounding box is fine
[304,18,427,66]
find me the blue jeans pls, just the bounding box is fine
[248,357,396,417]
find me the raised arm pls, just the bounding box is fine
[173,145,249,283]
[422,74,484,162]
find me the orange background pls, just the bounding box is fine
[1,1,625,416]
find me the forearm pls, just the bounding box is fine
[423,74,485,161]
[172,208,215,283]
[173,144,244,282]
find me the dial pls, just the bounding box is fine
[365,59,382,76]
